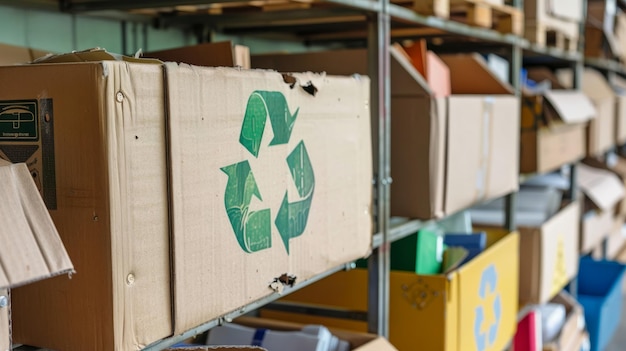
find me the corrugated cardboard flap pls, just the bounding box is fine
[558,68,616,101]
[543,90,596,124]
[438,53,514,94]
[578,163,626,211]
[32,47,162,65]
[0,163,73,289]
[389,45,433,97]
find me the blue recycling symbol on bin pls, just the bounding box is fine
[474,264,501,351]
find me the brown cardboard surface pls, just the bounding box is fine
[4,62,172,351]
[445,96,519,214]
[611,75,626,144]
[542,291,585,351]
[578,163,625,212]
[582,209,614,254]
[0,43,32,65]
[145,41,251,69]
[558,69,616,156]
[526,68,567,90]
[165,64,372,333]
[519,90,593,174]
[518,202,580,305]
[612,157,626,216]
[439,54,514,94]
[0,163,73,289]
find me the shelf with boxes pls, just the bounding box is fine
[3,0,614,350]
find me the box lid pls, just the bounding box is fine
[558,68,616,101]
[543,90,596,124]
[438,53,514,94]
[578,163,626,211]
[0,162,74,289]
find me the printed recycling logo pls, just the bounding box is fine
[221,91,315,255]
[474,264,501,351]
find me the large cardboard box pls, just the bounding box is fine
[0,43,50,65]
[4,50,372,350]
[253,47,519,220]
[578,164,625,254]
[261,230,520,351]
[558,69,617,157]
[165,63,372,333]
[0,161,74,350]
[542,291,585,351]
[518,201,580,305]
[520,85,595,174]
[606,215,626,260]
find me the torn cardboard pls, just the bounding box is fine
[0,162,73,350]
[253,47,519,220]
[144,41,251,69]
[558,69,616,157]
[578,163,625,253]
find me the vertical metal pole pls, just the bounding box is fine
[367,0,390,337]
[504,31,522,231]
[568,164,578,298]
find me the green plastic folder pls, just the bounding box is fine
[391,228,444,274]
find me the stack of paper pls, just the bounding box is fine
[206,323,350,351]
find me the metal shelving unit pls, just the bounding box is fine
[10,0,609,350]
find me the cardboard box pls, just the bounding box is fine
[224,317,398,351]
[542,291,585,351]
[577,257,626,351]
[585,156,626,217]
[520,87,595,174]
[0,161,74,350]
[165,63,372,333]
[578,163,625,253]
[144,41,251,69]
[0,42,50,65]
[253,47,520,220]
[518,201,581,305]
[262,230,520,351]
[558,69,617,157]
[4,49,372,350]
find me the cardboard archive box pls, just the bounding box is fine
[520,77,595,174]
[253,46,519,220]
[542,291,586,351]
[261,230,520,351]
[0,160,74,350]
[578,164,625,254]
[558,69,618,156]
[3,49,373,350]
[518,201,581,305]
[605,215,626,260]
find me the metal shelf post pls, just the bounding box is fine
[366,0,391,337]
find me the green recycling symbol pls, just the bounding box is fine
[221,91,315,254]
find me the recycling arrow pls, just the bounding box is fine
[275,141,315,254]
[239,91,300,158]
[221,161,272,253]
[222,90,315,255]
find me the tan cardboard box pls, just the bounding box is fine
[606,215,626,259]
[558,69,617,157]
[4,48,372,350]
[520,77,595,174]
[542,291,585,351]
[253,47,519,220]
[519,201,580,305]
[0,161,73,350]
[165,63,372,333]
[3,52,173,351]
[144,41,251,69]
[0,42,50,65]
[585,156,626,217]
[610,75,626,145]
[578,163,625,254]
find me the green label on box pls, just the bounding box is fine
[0,100,39,141]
